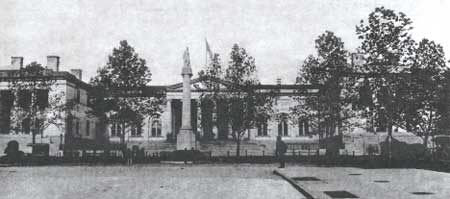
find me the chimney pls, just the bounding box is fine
[11,56,24,69]
[46,56,60,71]
[70,69,82,80]
[276,78,282,85]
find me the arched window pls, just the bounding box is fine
[298,119,310,136]
[278,121,289,136]
[150,119,162,137]
[278,115,289,136]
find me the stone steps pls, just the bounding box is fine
[133,141,176,152]
[130,140,277,156]
[199,140,274,156]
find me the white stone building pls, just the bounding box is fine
[109,78,321,156]
[0,56,105,156]
[0,56,322,157]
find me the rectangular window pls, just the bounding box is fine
[117,124,121,137]
[76,89,81,103]
[18,90,31,108]
[72,118,80,136]
[110,124,116,137]
[131,127,136,137]
[283,121,288,136]
[278,122,282,136]
[304,120,309,136]
[131,125,142,137]
[257,124,262,136]
[111,123,122,137]
[36,89,49,109]
[86,94,90,106]
[257,121,268,136]
[76,119,80,135]
[137,125,142,137]
[0,90,13,134]
[298,120,304,136]
[279,120,289,136]
[86,121,90,136]
[151,120,161,137]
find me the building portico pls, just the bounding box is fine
[106,46,322,155]
[108,76,322,156]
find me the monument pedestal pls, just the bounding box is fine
[176,128,196,150]
[175,47,196,151]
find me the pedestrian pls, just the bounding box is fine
[276,135,287,168]
[126,148,133,165]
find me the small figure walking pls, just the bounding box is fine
[126,148,133,165]
[276,135,287,168]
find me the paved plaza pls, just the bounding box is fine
[1,164,450,199]
[277,166,450,199]
[0,164,305,199]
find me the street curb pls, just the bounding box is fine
[160,161,194,164]
[273,169,316,199]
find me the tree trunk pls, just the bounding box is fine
[387,122,393,160]
[387,122,392,137]
[235,133,241,157]
[371,109,375,133]
[423,133,429,148]
[121,123,126,155]
[32,121,40,144]
[32,131,36,144]
[423,110,433,147]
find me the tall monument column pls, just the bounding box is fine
[177,47,196,150]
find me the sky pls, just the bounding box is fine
[0,0,449,85]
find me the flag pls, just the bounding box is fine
[183,47,190,68]
[205,38,214,62]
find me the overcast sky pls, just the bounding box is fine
[1,0,449,85]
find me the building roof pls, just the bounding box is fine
[163,77,322,95]
[0,69,92,91]
[1,68,322,97]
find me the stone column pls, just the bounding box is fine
[163,99,172,139]
[177,48,196,150]
[197,100,202,138]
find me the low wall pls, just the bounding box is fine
[120,139,318,157]
[0,134,62,156]
[342,133,424,156]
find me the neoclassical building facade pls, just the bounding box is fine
[0,55,321,156]
[109,78,321,155]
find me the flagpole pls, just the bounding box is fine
[205,38,208,67]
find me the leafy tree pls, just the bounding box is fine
[225,44,275,156]
[90,40,162,149]
[402,39,448,146]
[199,44,275,156]
[437,70,450,136]
[355,7,416,137]
[199,53,223,89]
[293,55,321,135]
[294,31,354,139]
[198,53,222,140]
[8,62,73,144]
